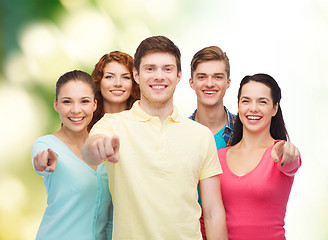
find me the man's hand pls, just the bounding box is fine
[33,148,58,172]
[93,135,120,163]
[271,141,300,166]
[82,134,120,165]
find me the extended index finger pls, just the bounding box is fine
[111,135,120,151]
[271,141,285,164]
[274,140,285,152]
[33,150,49,171]
[46,149,58,172]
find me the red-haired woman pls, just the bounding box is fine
[88,51,140,131]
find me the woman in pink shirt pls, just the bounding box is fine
[218,73,301,240]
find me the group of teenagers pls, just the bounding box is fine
[31,35,301,240]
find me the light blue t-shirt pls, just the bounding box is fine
[214,126,227,150]
[31,135,113,240]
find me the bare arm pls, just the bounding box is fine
[81,134,120,166]
[199,175,228,240]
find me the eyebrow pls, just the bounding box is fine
[104,71,130,75]
[195,72,225,76]
[240,96,270,101]
[59,96,92,100]
[143,64,156,68]
[258,97,270,101]
[143,64,176,68]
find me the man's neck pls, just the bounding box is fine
[139,99,174,123]
[195,103,227,135]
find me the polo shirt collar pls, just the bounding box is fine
[132,101,181,123]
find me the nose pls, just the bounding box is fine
[113,77,122,87]
[249,101,258,112]
[154,69,164,80]
[205,76,215,87]
[71,102,82,114]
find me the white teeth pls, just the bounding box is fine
[204,90,217,94]
[111,90,124,93]
[247,116,261,120]
[70,117,83,122]
[152,85,165,89]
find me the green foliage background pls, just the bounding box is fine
[1,0,328,239]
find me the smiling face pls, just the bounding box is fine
[100,61,133,109]
[238,81,278,135]
[133,52,181,109]
[54,80,97,134]
[189,60,230,108]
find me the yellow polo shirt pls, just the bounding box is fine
[90,101,222,240]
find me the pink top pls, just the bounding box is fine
[218,142,301,240]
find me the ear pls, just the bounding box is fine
[133,67,139,84]
[227,78,231,89]
[177,70,182,84]
[189,78,195,89]
[54,99,59,113]
[93,99,97,112]
[272,103,279,117]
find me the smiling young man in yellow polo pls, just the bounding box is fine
[82,36,228,240]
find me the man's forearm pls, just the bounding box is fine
[204,213,228,240]
[200,176,228,240]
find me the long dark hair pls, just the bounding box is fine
[231,73,289,145]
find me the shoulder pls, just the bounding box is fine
[32,135,57,146]
[31,135,60,159]
[92,111,130,126]
[178,118,215,149]
[224,106,236,120]
[181,116,212,133]
[101,110,134,122]
[90,110,135,136]
[218,146,230,156]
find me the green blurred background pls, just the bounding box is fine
[1,0,327,239]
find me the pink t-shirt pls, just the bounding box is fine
[218,143,301,240]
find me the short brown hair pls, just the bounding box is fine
[190,46,230,78]
[134,36,181,75]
